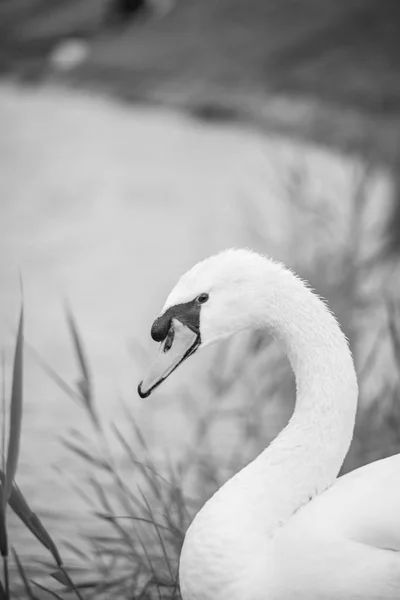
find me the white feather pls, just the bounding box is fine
[160,249,400,599]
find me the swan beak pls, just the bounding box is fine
[138,319,200,398]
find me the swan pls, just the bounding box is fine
[138,248,400,600]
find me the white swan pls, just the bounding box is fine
[138,248,400,600]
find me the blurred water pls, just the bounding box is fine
[0,83,393,565]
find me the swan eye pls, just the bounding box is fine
[197,293,209,304]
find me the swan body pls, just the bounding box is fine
[139,249,400,599]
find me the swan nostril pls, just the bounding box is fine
[163,327,175,352]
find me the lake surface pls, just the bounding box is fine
[0,83,393,568]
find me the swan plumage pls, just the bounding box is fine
[139,248,400,599]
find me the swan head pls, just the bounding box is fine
[138,249,283,398]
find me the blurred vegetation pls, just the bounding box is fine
[0,164,399,598]
[2,0,400,116]
[1,0,400,250]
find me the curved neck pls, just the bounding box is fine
[254,274,358,521]
[196,265,358,533]
[180,262,359,598]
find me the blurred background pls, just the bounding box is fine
[1,1,400,597]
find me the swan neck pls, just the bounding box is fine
[260,270,358,495]
[179,261,359,599]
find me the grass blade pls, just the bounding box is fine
[0,356,7,569]
[65,303,99,430]
[95,512,173,533]
[0,472,63,566]
[0,307,23,599]
[12,548,39,600]
[1,352,6,475]
[89,477,137,555]
[61,540,89,563]
[138,489,174,581]
[51,566,84,600]
[62,439,110,471]
[27,344,82,407]
[3,306,23,507]
[30,580,64,600]
[0,506,7,563]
